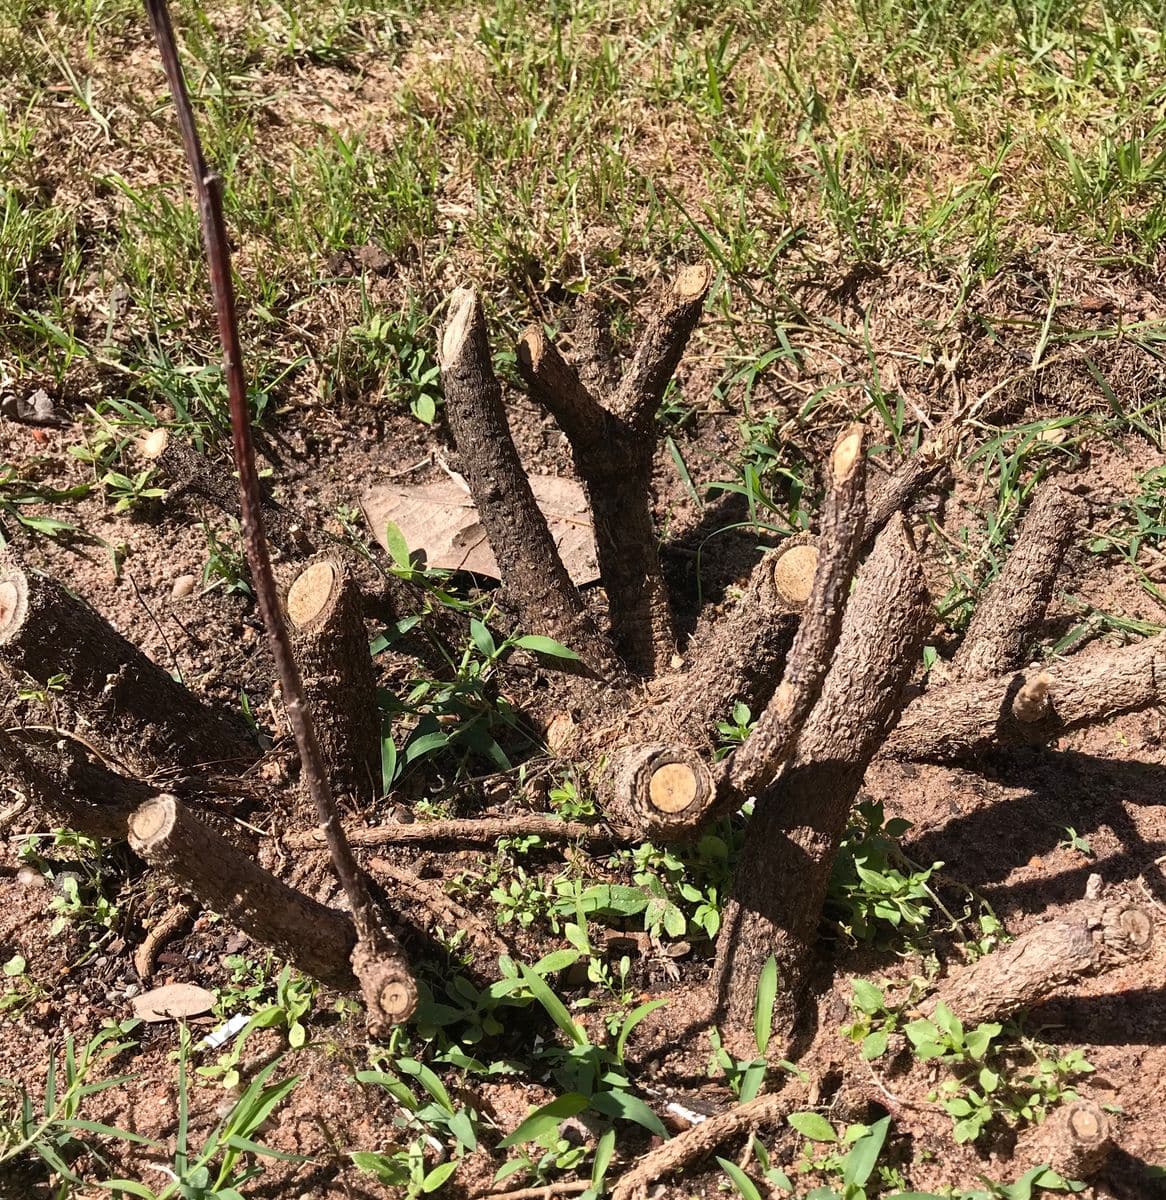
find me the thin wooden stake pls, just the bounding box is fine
[143,0,415,1031]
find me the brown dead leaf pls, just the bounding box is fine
[130,982,216,1023]
[361,475,599,585]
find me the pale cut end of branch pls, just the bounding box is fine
[441,287,478,368]
[832,423,864,479]
[351,938,419,1036]
[673,261,714,302]
[139,427,170,460]
[1012,671,1053,722]
[287,560,338,628]
[771,538,818,609]
[129,796,172,846]
[0,568,26,641]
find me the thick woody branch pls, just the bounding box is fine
[712,516,930,1050]
[884,632,1165,761]
[922,895,1152,1026]
[283,814,634,849]
[147,0,415,1032]
[572,295,621,399]
[610,1091,788,1200]
[284,555,379,803]
[517,320,674,676]
[0,728,154,840]
[440,288,623,681]
[128,794,361,990]
[599,743,716,839]
[517,326,607,448]
[727,424,867,799]
[953,481,1084,680]
[1019,1100,1113,1181]
[0,553,254,772]
[646,540,812,748]
[610,263,713,429]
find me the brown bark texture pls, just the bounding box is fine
[0,553,254,772]
[602,743,715,839]
[128,793,358,988]
[885,632,1165,761]
[952,481,1084,681]
[440,288,622,681]
[517,266,711,676]
[0,728,154,840]
[923,896,1153,1026]
[711,516,930,1049]
[648,538,813,750]
[726,424,867,800]
[282,814,633,849]
[284,555,380,803]
[1019,1099,1113,1181]
[610,1091,787,1200]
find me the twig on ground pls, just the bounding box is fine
[133,899,195,980]
[283,815,633,849]
[610,1091,788,1200]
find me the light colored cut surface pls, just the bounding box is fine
[129,798,170,844]
[0,580,20,632]
[287,560,337,627]
[772,543,819,607]
[648,762,699,813]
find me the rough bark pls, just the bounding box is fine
[884,632,1165,761]
[1019,1099,1113,1181]
[516,265,711,676]
[645,538,812,749]
[610,1091,788,1200]
[711,517,930,1051]
[440,288,623,681]
[0,728,154,840]
[610,263,713,429]
[953,482,1084,680]
[284,555,379,803]
[128,793,359,989]
[923,896,1153,1026]
[727,425,867,799]
[283,814,633,849]
[601,743,716,839]
[0,553,255,772]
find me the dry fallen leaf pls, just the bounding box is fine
[361,475,599,585]
[131,982,217,1023]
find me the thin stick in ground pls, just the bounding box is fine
[144,0,415,1031]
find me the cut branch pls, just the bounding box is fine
[711,516,930,1050]
[0,553,254,771]
[146,0,415,1032]
[128,794,360,989]
[1019,1099,1113,1181]
[884,632,1165,761]
[441,288,623,681]
[517,316,676,676]
[610,263,713,429]
[601,743,716,839]
[283,814,633,849]
[923,895,1152,1026]
[727,424,867,799]
[952,481,1084,680]
[284,555,379,803]
[647,541,807,745]
[610,1091,787,1200]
